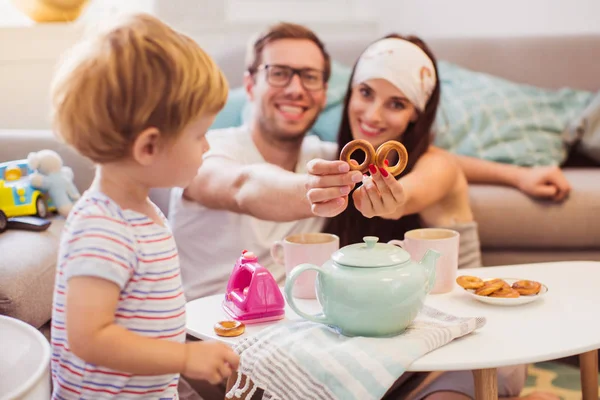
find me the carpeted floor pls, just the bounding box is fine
[522,361,598,400]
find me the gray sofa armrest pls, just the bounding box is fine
[471,169,600,249]
[0,129,95,193]
[0,130,94,328]
[0,218,64,328]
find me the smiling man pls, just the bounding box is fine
[168,22,361,302]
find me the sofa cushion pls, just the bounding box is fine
[470,169,600,249]
[433,61,594,167]
[0,217,63,328]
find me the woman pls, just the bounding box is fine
[311,34,480,269]
[306,34,557,400]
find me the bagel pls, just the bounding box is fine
[512,280,542,296]
[456,275,485,290]
[214,320,245,337]
[374,140,408,177]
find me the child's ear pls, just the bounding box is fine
[132,127,161,166]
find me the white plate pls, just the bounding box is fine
[463,278,548,306]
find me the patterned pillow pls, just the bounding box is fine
[433,61,593,166]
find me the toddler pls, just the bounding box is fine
[49,13,239,399]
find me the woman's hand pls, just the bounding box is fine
[305,158,363,217]
[353,164,407,219]
[516,166,571,201]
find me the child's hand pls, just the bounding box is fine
[183,341,240,384]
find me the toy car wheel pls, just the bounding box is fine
[36,195,48,218]
[0,210,7,233]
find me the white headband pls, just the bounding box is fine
[352,38,437,112]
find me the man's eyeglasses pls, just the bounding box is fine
[257,64,325,91]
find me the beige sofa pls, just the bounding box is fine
[1,34,599,334]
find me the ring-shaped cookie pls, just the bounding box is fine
[375,140,409,177]
[339,139,376,174]
[213,320,245,337]
[456,275,484,290]
[511,280,542,296]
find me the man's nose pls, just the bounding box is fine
[284,73,305,95]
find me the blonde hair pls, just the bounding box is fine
[51,13,228,163]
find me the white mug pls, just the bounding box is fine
[389,228,460,294]
[271,233,339,299]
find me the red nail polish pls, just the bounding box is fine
[369,164,377,174]
[378,166,389,177]
[384,159,389,166]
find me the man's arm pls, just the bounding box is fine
[183,156,360,222]
[183,156,311,221]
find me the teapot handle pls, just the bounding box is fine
[284,264,331,325]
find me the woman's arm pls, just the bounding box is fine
[454,154,571,201]
[353,148,460,219]
[394,148,461,217]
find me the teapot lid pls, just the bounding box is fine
[332,236,410,268]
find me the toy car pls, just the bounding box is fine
[0,210,6,233]
[0,160,57,225]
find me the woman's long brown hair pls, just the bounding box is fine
[323,34,441,246]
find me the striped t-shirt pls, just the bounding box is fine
[51,191,186,399]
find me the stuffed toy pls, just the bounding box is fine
[28,150,80,217]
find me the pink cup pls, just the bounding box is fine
[271,233,339,299]
[389,228,459,294]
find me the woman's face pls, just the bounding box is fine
[348,78,418,148]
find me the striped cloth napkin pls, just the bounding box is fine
[226,306,486,400]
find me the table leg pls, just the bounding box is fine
[472,368,498,400]
[579,350,598,400]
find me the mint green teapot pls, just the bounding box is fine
[284,236,440,337]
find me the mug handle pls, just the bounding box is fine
[388,239,404,248]
[284,263,331,325]
[270,240,285,265]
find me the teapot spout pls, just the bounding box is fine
[419,249,441,293]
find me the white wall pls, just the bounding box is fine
[0,0,376,129]
[365,0,600,38]
[0,0,599,129]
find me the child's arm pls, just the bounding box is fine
[66,276,186,375]
[60,213,240,380]
[66,276,239,381]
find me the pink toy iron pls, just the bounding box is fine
[222,250,285,324]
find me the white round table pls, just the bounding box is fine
[186,261,600,400]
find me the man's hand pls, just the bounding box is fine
[305,159,363,217]
[516,166,571,202]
